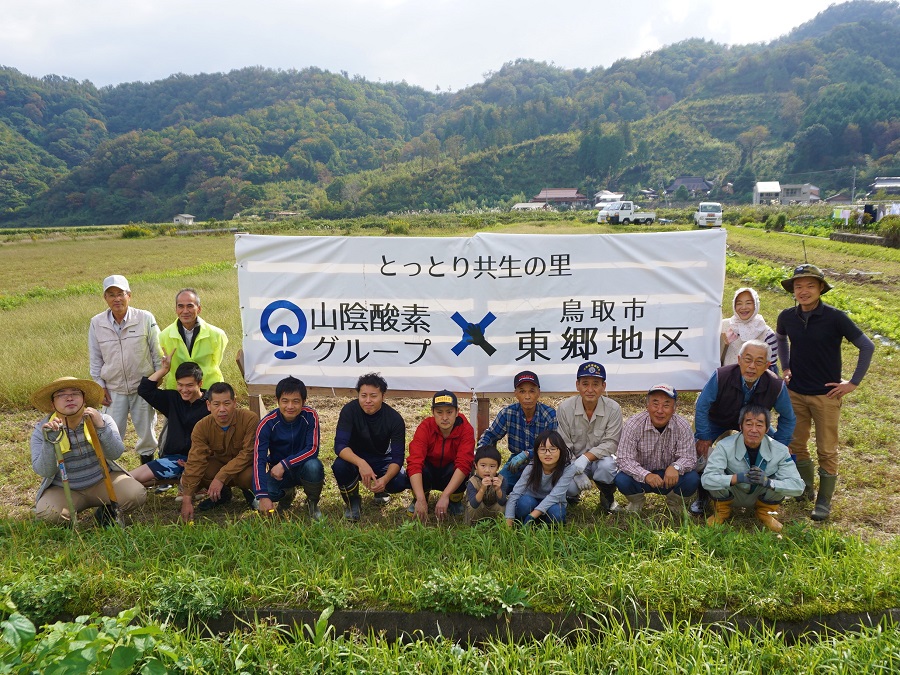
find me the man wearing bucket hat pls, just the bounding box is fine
[30,377,147,525]
[555,361,622,513]
[776,264,875,522]
[88,275,162,465]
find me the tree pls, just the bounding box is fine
[737,125,770,167]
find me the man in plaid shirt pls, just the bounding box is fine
[478,370,557,489]
[614,384,699,514]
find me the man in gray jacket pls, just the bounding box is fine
[89,275,162,464]
[702,403,804,533]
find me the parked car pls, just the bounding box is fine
[694,202,723,228]
[597,202,656,225]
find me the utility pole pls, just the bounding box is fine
[851,166,857,203]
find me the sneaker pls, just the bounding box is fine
[448,499,465,517]
[154,483,175,494]
[566,495,581,506]
[373,491,391,506]
[689,496,708,516]
[406,501,417,518]
[241,489,257,508]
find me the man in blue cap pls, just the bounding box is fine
[556,361,622,513]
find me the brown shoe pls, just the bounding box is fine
[754,500,783,533]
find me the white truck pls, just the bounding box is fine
[596,201,656,225]
[694,202,723,228]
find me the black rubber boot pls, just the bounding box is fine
[340,484,361,522]
[139,454,154,466]
[689,485,709,516]
[811,471,837,522]
[301,479,324,521]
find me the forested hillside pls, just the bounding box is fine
[1,0,899,225]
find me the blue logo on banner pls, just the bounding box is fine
[260,300,307,360]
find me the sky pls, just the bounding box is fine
[0,0,850,91]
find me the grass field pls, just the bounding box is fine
[1,216,898,671]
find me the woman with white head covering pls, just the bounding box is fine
[721,287,778,370]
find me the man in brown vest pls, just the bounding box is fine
[691,340,796,515]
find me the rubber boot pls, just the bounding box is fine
[448,492,465,516]
[301,479,324,521]
[340,484,361,522]
[811,471,837,522]
[624,493,645,513]
[795,459,816,502]
[689,485,709,516]
[139,454,154,466]
[754,499,784,533]
[595,481,620,513]
[665,491,689,515]
[706,498,733,526]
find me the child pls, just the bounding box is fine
[505,430,577,526]
[721,287,778,369]
[465,444,508,525]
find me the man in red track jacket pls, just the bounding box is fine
[406,390,475,523]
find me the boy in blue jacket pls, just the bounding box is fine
[253,376,324,520]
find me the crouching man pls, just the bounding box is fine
[180,382,258,522]
[30,376,146,526]
[702,404,804,533]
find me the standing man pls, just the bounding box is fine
[691,339,796,515]
[555,361,622,513]
[406,390,476,523]
[180,382,258,522]
[253,376,325,520]
[776,264,874,521]
[614,384,699,514]
[332,373,407,522]
[478,371,557,489]
[89,275,161,464]
[158,288,228,390]
[703,404,804,533]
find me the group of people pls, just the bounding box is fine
[30,263,873,532]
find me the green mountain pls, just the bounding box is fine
[1,0,899,225]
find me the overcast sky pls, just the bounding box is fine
[1,0,849,90]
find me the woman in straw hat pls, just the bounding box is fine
[30,376,146,525]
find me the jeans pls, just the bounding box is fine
[416,462,465,496]
[614,470,700,496]
[267,457,324,501]
[332,455,409,493]
[514,493,566,525]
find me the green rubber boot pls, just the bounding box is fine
[340,484,361,522]
[811,471,837,522]
[794,458,816,502]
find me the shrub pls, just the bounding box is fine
[121,225,153,239]
[384,220,410,235]
[878,215,900,247]
[416,570,528,618]
[150,571,227,622]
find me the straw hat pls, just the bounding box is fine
[31,376,104,414]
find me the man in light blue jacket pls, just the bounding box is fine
[702,404,804,533]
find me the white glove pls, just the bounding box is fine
[573,471,593,493]
[572,453,590,474]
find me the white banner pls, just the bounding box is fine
[236,230,726,393]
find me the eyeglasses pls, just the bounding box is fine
[537,446,560,455]
[52,390,83,400]
[740,356,768,367]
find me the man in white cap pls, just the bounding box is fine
[30,376,146,525]
[88,275,162,464]
[614,383,699,514]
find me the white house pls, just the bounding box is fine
[781,184,820,204]
[753,182,781,205]
[173,214,195,225]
